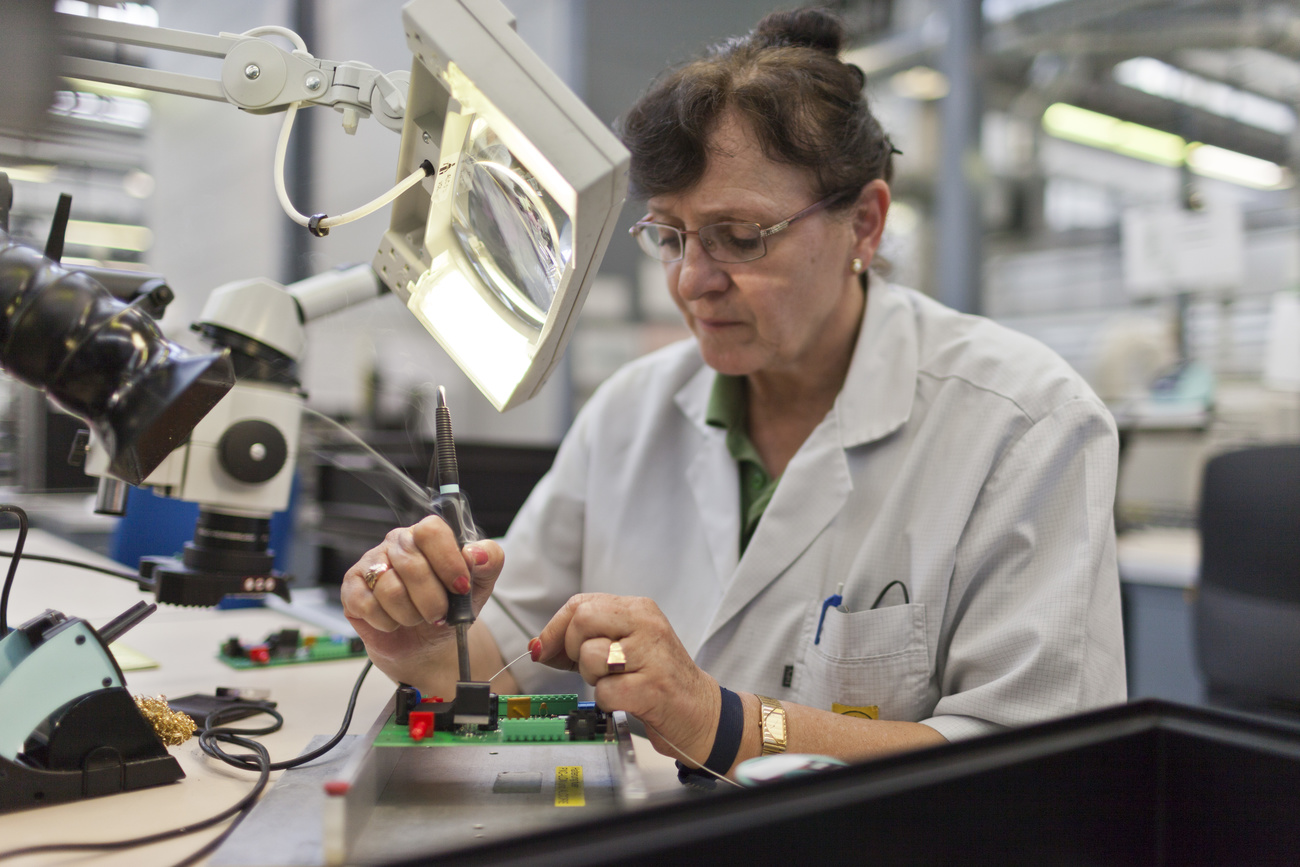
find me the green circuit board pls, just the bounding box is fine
[374,694,609,747]
[217,630,367,669]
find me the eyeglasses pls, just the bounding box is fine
[629,193,840,264]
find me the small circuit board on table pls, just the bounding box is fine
[376,687,612,747]
[218,628,367,668]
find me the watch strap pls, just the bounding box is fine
[676,686,744,787]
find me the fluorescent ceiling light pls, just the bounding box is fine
[50,90,151,129]
[60,78,149,102]
[0,164,56,184]
[983,0,1067,24]
[1114,56,1296,136]
[65,220,154,252]
[1042,103,1184,165]
[61,256,152,271]
[890,66,950,101]
[1186,144,1290,190]
[55,1,158,27]
[1042,103,1292,190]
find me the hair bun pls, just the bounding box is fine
[751,8,846,55]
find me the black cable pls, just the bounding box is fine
[0,739,270,862]
[199,660,373,771]
[0,504,29,635]
[0,549,140,582]
[870,579,910,609]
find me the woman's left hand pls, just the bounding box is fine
[531,593,722,763]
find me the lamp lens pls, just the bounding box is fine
[451,124,571,330]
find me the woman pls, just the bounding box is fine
[342,9,1125,779]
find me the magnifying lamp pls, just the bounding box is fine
[376,0,628,411]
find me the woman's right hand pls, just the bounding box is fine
[340,514,504,689]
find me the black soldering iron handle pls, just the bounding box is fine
[433,386,474,629]
[98,600,157,645]
[427,491,473,629]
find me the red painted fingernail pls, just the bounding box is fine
[472,547,489,566]
[529,637,541,662]
[452,576,471,595]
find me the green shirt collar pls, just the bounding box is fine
[706,374,763,465]
[706,373,778,554]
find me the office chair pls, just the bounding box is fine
[1194,444,1300,715]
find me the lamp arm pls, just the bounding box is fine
[56,12,408,133]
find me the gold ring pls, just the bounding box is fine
[363,562,390,591]
[606,640,627,673]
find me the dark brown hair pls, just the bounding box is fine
[618,8,893,208]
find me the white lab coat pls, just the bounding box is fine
[480,281,1126,742]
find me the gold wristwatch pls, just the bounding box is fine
[756,695,787,755]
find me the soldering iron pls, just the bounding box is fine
[432,386,475,684]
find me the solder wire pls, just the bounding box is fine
[644,721,745,790]
[489,649,532,683]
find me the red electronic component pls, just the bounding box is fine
[409,710,434,741]
[420,696,444,703]
[248,645,271,664]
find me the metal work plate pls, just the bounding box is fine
[346,740,619,863]
[212,699,646,866]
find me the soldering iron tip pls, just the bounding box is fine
[436,385,447,408]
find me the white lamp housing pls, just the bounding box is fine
[373,0,629,412]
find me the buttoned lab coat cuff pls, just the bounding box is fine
[919,714,1004,743]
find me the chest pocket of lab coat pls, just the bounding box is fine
[795,602,931,722]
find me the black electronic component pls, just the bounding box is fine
[431,700,458,732]
[565,708,607,742]
[395,684,420,726]
[266,628,300,659]
[452,682,496,728]
[222,637,246,659]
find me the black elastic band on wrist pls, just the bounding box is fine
[677,686,744,788]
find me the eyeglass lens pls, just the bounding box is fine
[636,222,766,263]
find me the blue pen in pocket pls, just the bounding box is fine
[814,582,845,645]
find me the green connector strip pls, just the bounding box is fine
[499,717,569,742]
[497,694,579,718]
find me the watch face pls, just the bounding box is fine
[764,713,785,742]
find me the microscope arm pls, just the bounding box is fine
[289,264,387,324]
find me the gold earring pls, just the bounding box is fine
[851,258,864,274]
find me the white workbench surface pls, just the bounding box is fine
[0,529,678,865]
